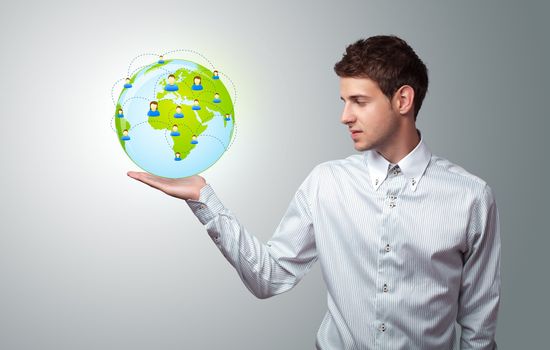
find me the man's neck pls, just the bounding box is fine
[376,128,421,164]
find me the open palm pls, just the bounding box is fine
[127,171,206,201]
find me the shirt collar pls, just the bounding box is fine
[365,129,432,192]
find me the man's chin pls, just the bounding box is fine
[353,142,371,152]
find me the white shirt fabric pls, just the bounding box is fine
[186,129,501,350]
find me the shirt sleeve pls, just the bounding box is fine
[457,184,502,349]
[185,166,319,299]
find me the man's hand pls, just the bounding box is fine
[127,171,207,201]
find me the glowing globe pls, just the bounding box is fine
[114,58,235,178]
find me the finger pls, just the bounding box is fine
[127,171,146,179]
[128,171,159,182]
[127,171,165,190]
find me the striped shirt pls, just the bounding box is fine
[186,129,501,350]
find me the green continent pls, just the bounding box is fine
[148,63,234,160]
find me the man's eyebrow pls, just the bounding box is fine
[340,95,372,101]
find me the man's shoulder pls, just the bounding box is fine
[313,153,364,171]
[429,154,493,199]
[303,154,365,186]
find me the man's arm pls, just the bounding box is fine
[457,184,501,349]
[128,167,319,299]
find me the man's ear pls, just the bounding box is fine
[393,85,415,115]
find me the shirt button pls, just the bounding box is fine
[389,202,396,208]
[379,323,386,332]
[383,283,389,292]
[384,244,391,252]
[199,204,206,209]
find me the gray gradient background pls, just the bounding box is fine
[0,0,548,349]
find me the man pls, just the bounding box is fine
[165,74,179,91]
[174,105,184,118]
[170,124,180,137]
[127,35,501,350]
[121,129,130,141]
[192,99,201,110]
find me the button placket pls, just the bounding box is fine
[375,168,404,341]
[387,193,398,208]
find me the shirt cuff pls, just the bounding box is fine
[185,184,225,225]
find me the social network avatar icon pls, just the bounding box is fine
[158,55,165,64]
[191,135,198,144]
[225,114,231,121]
[117,109,124,118]
[174,152,182,161]
[174,106,184,118]
[164,74,179,91]
[148,101,160,117]
[170,125,180,136]
[124,78,132,88]
[121,129,131,141]
[212,70,219,80]
[192,99,201,110]
[213,92,221,103]
[191,76,203,90]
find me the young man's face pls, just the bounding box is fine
[339,77,400,152]
[168,76,175,84]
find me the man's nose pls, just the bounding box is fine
[340,104,355,125]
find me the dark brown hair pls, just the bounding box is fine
[334,35,428,120]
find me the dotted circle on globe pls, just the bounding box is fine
[114,58,235,178]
